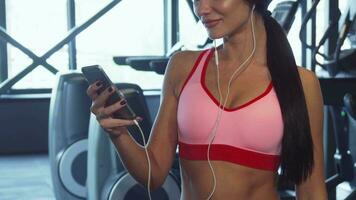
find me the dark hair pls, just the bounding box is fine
[252,2,314,184]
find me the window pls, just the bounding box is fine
[75,0,164,90]
[178,0,207,50]
[6,0,68,89]
[5,0,164,90]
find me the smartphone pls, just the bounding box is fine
[81,65,137,120]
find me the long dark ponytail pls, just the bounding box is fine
[253,2,314,184]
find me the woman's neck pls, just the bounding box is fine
[219,13,267,68]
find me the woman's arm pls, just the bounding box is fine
[295,67,328,200]
[89,51,187,190]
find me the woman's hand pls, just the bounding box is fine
[86,81,142,137]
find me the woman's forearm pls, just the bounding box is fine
[109,128,163,190]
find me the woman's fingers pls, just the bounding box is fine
[95,108,110,120]
[86,81,102,100]
[100,117,143,136]
[94,86,115,106]
[87,83,144,133]
[104,126,127,137]
[94,97,125,120]
[90,86,115,114]
[99,117,137,128]
[102,99,127,116]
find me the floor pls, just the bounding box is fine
[0,154,353,200]
[0,154,55,200]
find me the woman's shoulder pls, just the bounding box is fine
[296,66,319,88]
[296,66,323,104]
[168,50,206,68]
[166,50,207,80]
[165,50,207,97]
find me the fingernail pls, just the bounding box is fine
[96,81,102,87]
[137,116,143,121]
[120,99,127,105]
[108,87,113,92]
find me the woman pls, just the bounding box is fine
[87,0,327,199]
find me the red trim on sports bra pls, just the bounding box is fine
[179,142,280,171]
[178,49,210,100]
[201,49,274,112]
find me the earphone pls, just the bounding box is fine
[206,4,257,200]
[133,119,152,200]
[131,4,257,200]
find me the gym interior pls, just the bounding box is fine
[0,0,355,199]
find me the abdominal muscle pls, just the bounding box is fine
[179,159,280,200]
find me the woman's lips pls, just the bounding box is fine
[203,19,221,28]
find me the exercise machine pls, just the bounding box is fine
[48,72,91,199]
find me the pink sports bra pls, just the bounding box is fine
[177,49,284,171]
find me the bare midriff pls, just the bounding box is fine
[179,159,280,200]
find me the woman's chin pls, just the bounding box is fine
[207,32,224,40]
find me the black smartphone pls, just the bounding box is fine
[81,65,137,120]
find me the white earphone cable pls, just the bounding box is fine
[206,5,256,200]
[131,5,256,200]
[133,119,152,200]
